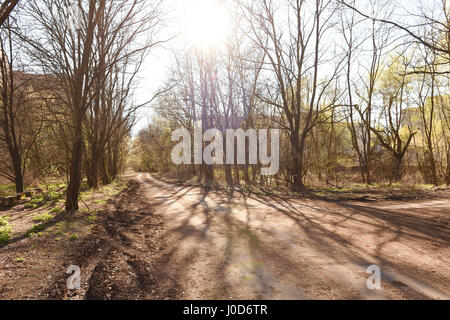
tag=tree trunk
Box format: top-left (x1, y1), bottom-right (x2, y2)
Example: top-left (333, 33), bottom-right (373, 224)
top-left (65, 120), bottom-right (83, 211)
top-left (100, 151), bottom-right (110, 185)
top-left (291, 133), bottom-right (306, 191)
top-left (446, 152), bottom-right (450, 185)
top-left (13, 162), bottom-right (23, 193)
top-left (225, 164), bottom-right (233, 186)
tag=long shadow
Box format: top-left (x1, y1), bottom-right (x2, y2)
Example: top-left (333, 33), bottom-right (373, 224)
top-left (144, 175), bottom-right (450, 299)
top-left (239, 192), bottom-right (450, 296)
top-left (339, 202), bottom-right (450, 244)
top-left (0, 211), bottom-right (72, 249)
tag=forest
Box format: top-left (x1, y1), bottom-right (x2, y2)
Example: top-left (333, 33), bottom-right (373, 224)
top-left (0, 0), bottom-right (449, 302)
top-left (0, 0), bottom-right (161, 210)
top-left (133, 0), bottom-right (450, 192)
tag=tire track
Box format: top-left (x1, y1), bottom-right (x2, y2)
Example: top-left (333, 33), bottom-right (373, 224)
top-left (45, 179), bottom-right (180, 300)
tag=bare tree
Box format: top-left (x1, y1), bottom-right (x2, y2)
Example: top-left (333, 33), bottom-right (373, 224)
top-left (0, 0), bottom-right (18, 27)
top-left (24, 0), bottom-right (107, 210)
top-left (241, 0), bottom-right (343, 190)
top-left (371, 55), bottom-right (417, 182)
top-left (340, 0), bottom-right (450, 66)
top-left (0, 19), bottom-right (43, 193)
top-left (83, 0), bottom-right (162, 189)
top-left (23, 0), bottom-right (162, 210)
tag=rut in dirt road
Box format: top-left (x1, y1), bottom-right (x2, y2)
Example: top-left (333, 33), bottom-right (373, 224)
top-left (46, 180), bottom-right (180, 300)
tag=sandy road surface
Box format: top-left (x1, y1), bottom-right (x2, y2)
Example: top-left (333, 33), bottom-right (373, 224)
top-left (137, 173), bottom-right (450, 300)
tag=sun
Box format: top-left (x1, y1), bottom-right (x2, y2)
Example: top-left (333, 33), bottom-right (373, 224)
top-left (184, 0), bottom-right (231, 50)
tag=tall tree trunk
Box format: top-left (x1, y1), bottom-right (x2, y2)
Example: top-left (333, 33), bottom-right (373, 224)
top-left (66, 119), bottom-right (84, 211)
top-left (65, 0), bottom-right (104, 211)
top-left (12, 154), bottom-right (23, 193)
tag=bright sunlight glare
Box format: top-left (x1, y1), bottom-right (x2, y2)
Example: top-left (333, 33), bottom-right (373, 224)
top-left (184, 0), bottom-right (231, 50)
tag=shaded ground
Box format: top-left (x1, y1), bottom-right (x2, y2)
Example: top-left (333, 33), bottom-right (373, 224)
top-left (153, 172), bottom-right (450, 202)
top-left (138, 173), bottom-right (449, 300)
top-left (1, 173), bottom-right (449, 300)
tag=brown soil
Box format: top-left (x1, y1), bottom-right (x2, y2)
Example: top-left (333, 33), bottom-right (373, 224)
top-left (1, 173), bottom-right (449, 300)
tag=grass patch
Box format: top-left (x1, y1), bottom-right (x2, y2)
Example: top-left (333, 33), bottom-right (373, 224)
top-left (0, 224), bottom-right (12, 244)
top-left (80, 189), bottom-right (94, 198)
top-left (33, 213), bottom-right (54, 223)
top-left (415, 184), bottom-right (436, 190)
top-left (0, 216), bottom-right (12, 244)
top-left (0, 216), bottom-right (9, 226)
top-left (102, 185), bottom-right (122, 196)
top-left (14, 257), bottom-right (25, 263)
top-left (69, 233), bottom-right (78, 241)
top-left (53, 220), bottom-right (72, 235)
top-left (28, 223), bottom-right (47, 235)
top-left (85, 211), bottom-right (98, 224)
top-left (49, 207), bottom-right (62, 214)
top-left (0, 184), bottom-right (16, 197)
top-left (46, 190), bottom-right (63, 202)
top-left (25, 188), bottom-right (64, 209)
top-left (25, 196), bottom-right (44, 209)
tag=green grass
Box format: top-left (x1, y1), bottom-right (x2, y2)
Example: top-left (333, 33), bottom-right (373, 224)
top-left (46, 191), bottom-right (63, 202)
top-left (0, 216), bottom-right (9, 226)
top-left (14, 257), bottom-right (25, 263)
top-left (53, 220), bottom-right (72, 235)
top-left (0, 184), bottom-right (16, 197)
top-left (25, 196), bottom-right (44, 209)
top-left (69, 233), bottom-right (78, 241)
top-left (33, 213), bottom-right (54, 223)
top-left (25, 189), bottom-right (64, 209)
top-left (28, 223), bottom-right (47, 235)
top-left (29, 196), bottom-right (44, 204)
top-left (0, 224), bottom-right (12, 245)
top-left (415, 184), bottom-right (436, 190)
top-left (85, 211), bottom-right (98, 224)
top-left (49, 207), bottom-right (62, 214)
top-left (80, 189), bottom-right (94, 198)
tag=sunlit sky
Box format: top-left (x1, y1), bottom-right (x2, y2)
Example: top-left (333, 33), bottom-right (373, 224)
top-left (133, 0), bottom-right (232, 135)
top-left (132, 0), bottom-right (438, 136)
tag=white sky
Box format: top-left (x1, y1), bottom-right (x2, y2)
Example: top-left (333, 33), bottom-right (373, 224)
top-left (133, 0), bottom-right (231, 135)
top-left (131, 0), bottom-right (443, 136)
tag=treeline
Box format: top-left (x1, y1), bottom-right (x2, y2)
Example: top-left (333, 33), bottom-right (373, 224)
top-left (0, 0), bottom-right (161, 210)
top-left (134, 0), bottom-right (450, 189)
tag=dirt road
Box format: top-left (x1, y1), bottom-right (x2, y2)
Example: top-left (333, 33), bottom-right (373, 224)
top-left (35, 173), bottom-right (449, 300)
top-left (127, 173), bottom-right (449, 300)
